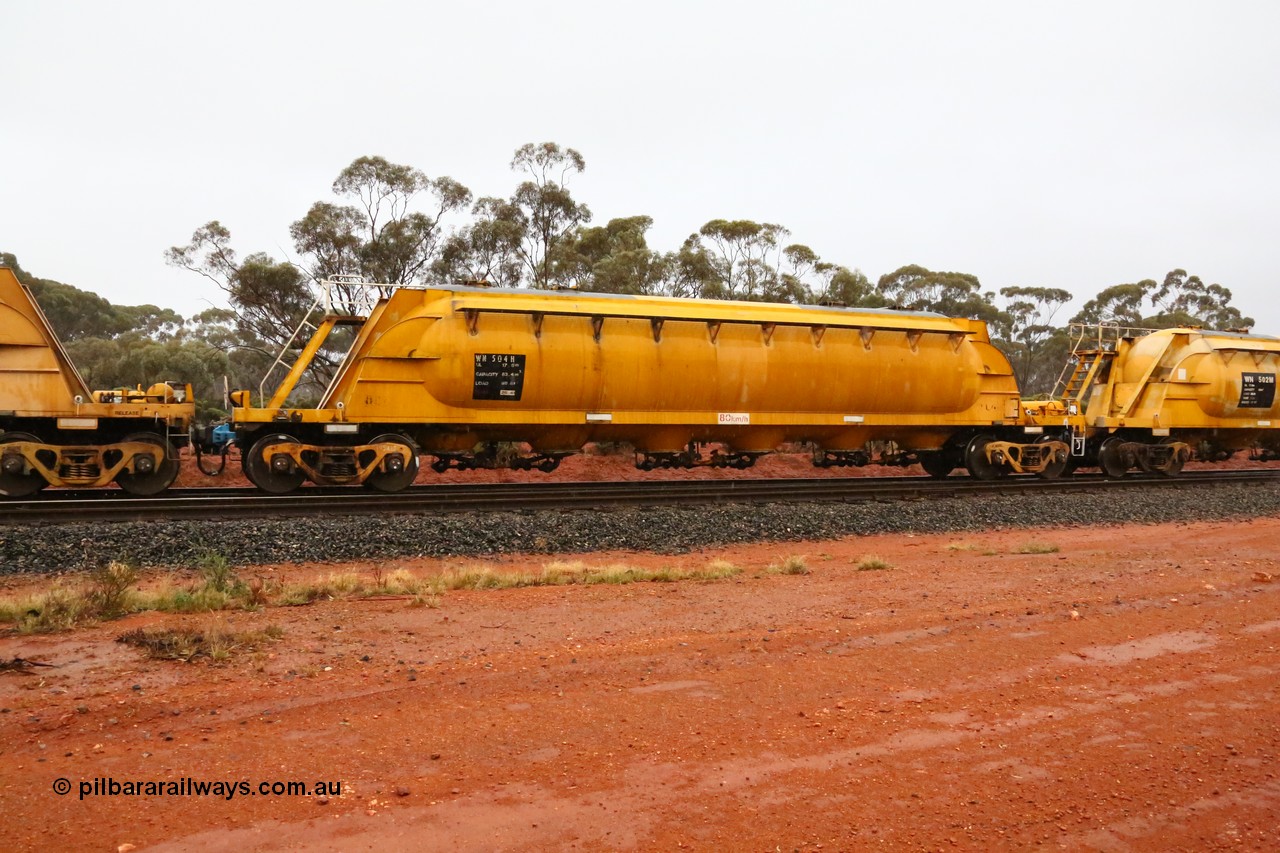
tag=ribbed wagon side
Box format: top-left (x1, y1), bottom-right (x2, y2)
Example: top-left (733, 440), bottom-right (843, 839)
top-left (231, 281), bottom-right (1064, 492)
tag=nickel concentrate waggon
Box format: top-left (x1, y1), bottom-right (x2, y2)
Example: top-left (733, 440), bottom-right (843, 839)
top-left (0, 267), bottom-right (194, 497)
top-left (213, 278), bottom-right (1279, 494)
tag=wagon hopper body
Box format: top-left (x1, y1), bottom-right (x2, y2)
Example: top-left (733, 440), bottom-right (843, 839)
top-left (1024, 324), bottom-right (1280, 473)
top-left (0, 267), bottom-right (194, 496)
top-left (1090, 325), bottom-right (1280, 473)
top-left (231, 283), bottom-right (1062, 492)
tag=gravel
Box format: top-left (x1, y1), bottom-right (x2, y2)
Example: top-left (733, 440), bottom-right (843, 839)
top-left (4, 481), bottom-right (1280, 573)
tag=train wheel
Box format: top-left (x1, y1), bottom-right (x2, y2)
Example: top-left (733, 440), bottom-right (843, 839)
top-left (1035, 434), bottom-right (1069, 480)
top-left (244, 434), bottom-right (306, 494)
top-left (917, 451), bottom-right (954, 479)
top-left (0, 432), bottom-right (49, 497)
top-left (1098, 436), bottom-right (1131, 479)
top-left (964, 434), bottom-right (1005, 480)
top-left (363, 434), bottom-right (419, 493)
top-left (115, 433), bottom-right (180, 496)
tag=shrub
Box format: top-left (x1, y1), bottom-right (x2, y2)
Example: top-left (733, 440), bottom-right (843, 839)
top-left (197, 550), bottom-right (240, 593)
top-left (86, 560), bottom-right (139, 618)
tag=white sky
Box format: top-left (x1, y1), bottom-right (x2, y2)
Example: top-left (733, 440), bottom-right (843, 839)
top-left (3, 1), bottom-right (1278, 330)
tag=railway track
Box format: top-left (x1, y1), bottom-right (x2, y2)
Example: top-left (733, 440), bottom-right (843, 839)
top-left (4, 469), bottom-right (1278, 526)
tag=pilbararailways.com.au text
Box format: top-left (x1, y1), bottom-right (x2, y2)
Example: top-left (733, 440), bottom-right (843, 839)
top-left (53, 776), bottom-right (342, 801)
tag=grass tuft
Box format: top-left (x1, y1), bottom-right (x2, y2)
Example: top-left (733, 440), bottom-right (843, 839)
top-left (855, 555), bottom-right (893, 571)
top-left (1016, 542), bottom-right (1060, 555)
top-left (380, 569), bottom-right (427, 595)
top-left (9, 585), bottom-right (90, 633)
top-left (149, 585), bottom-right (233, 613)
top-left (431, 560), bottom-right (742, 591)
top-left (705, 559), bottom-right (740, 576)
top-left (4, 559), bottom-right (143, 632)
top-left (765, 555), bottom-right (810, 575)
top-left (117, 624), bottom-right (284, 662)
top-left (3, 554), bottom-right (745, 634)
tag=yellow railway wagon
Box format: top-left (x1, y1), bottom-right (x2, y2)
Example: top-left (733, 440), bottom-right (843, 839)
top-left (232, 283), bottom-right (1061, 492)
top-left (0, 267), bottom-right (194, 496)
top-left (1064, 327), bottom-right (1280, 477)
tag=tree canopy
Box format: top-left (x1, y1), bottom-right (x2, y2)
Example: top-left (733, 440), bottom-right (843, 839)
top-left (1069, 270), bottom-right (1253, 331)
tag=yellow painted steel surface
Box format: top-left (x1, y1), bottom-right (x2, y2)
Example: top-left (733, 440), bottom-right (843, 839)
top-left (1, 266), bottom-right (195, 495)
top-left (240, 285), bottom-right (1022, 454)
top-left (1086, 329), bottom-right (1280, 434)
top-left (0, 267), bottom-right (194, 423)
top-left (0, 266), bottom-right (93, 415)
top-left (1, 266), bottom-right (195, 491)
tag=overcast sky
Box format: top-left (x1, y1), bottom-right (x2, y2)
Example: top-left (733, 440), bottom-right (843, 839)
top-left (3, 1), bottom-right (1278, 331)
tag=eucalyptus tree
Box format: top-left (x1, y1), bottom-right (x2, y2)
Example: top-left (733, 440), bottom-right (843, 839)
top-left (778, 245), bottom-right (880, 308)
top-left (2, 252), bottom-right (140, 341)
top-left (694, 219), bottom-right (791, 301)
top-left (1069, 282), bottom-right (1152, 326)
top-left (434, 196), bottom-right (525, 288)
top-left (876, 264), bottom-right (1006, 324)
top-left (509, 142), bottom-right (591, 288)
top-left (552, 215), bottom-right (666, 294)
top-left (290, 155), bottom-right (471, 289)
top-left (997, 286), bottom-right (1073, 395)
top-left (166, 222), bottom-right (337, 394)
top-left (168, 223), bottom-right (314, 351)
top-left (1070, 271), bottom-right (1253, 331)
top-left (1148, 269), bottom-right (1253, 330)
top-left (809, 266), bottom-right (880, 307)
top-left (657, 236), bottom-right (719, 299)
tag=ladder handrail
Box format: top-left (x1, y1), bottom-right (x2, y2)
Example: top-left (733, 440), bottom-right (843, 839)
top-left (1051, 322), bottom-right (1160, 399)
top-left (257, 290), bottom-right (325, 406)
top-left (1066, 322), bottom-right (1160, 352)
top-left (254, 277), bottom-right (412, 407)
top-left (1051, 325), bottom-right (1091, 399)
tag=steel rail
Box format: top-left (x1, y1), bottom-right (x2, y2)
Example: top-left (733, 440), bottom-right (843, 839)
top-left (3, 469), bottom-right (1278, 526)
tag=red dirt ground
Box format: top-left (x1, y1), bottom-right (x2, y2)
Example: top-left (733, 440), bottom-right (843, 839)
top-left (2, 517), bottom-right (1278, 851)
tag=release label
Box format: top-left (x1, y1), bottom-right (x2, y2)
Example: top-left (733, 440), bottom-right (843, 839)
top-left (473, 353), bottom-right (526, 401)
top-left (1239, 372), bottom-right (1276, 409)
